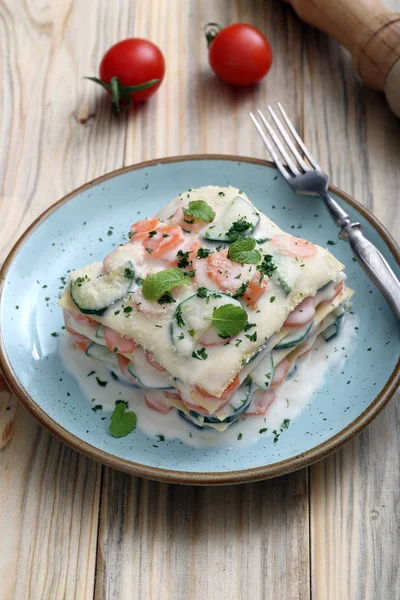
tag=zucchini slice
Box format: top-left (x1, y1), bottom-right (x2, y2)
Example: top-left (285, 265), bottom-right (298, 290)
top-left (85, 343), bottom-right (119, 368)
top-left (203, 196), bottom-right (260, 242)
top-left (322, 316), bottom-right (343, 341)
top-left (171, 292), bottom-right (243, 357)
top-left (250, 352), bottom-right (275, 390)
top-left (179, 378), bottom-right (252, 428)
top-left (127, 347), bottom-right (173, 389)
top-left (95, 324), bottom-right (105, 339)
top-left (275, 321), bottom-right (313, 350)
top-left (70, 261), bottom-right (134, 316)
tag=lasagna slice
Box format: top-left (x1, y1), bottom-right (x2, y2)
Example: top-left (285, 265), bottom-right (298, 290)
top-left (59, 186), bottom-right (352, 430)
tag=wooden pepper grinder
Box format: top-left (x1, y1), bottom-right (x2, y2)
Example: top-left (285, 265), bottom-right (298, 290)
top-left (282, 0), bottom-right (400, 117)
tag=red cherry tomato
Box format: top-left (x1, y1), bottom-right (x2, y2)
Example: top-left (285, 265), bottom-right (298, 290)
top-left (205, 23), bottom-right (272, 86)
top-left (87, 38), bottom-right (165, 114)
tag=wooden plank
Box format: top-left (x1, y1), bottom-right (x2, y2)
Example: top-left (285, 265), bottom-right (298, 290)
top-left (95, 2), bottom-right (310, 599)
top-left (300, 18), bottom-right (400, 600)
top-left (0, 405), bottom-right (102, 600)
top-left (95, 468), bottom-right (310, 600)
top-left (0, 0), bottom-right (133, 597)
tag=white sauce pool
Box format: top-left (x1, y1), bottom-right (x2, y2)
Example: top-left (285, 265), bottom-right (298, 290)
top-left (59, 313), bottom-right (358, 448)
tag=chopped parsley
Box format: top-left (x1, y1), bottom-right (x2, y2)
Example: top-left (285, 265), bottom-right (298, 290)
top-left (232, 280), bottom-right (249, 299)
top-left (258, 254), bottom-right (277, 280)
top-left (87, 371), bottom-right (96, 377)
top-left (192, 348), bottom-right (208, 360)
top-left (175, 305), bottom-right (185, 327)
top-left (124, 267), bottom-right (134, 279)
top-left (327, 240), bottom-right (337, 245)
top-left (270, 296), bottom-right (276, 303)
top-left (245, 332), bottom-right (257, 342)
top-left (197, 247), bottom-right (213, 259)
top-left (226, 218), bottom-right (251, 241)
top-left (188, 329), bottom-right (195, 337)
top-left (237, 433), bottom-right (243, 440)
top-left (177, 250), bottom-right (191, 268)
top-left (158, 291), bottom-right (176, 304)
top-left (123, 306), bottom-right (133, 315)
top-left (51, 332), bottom-right (59, 337)
top-left (244, 322), bottom-right (256, 331)
top-left (145, 247), bottom-right (153, 253)
top-left (95, 377), bottom-right (108, 388)
top-left (196, 287), bottom-right (208, 298)
top-left (148, 230), bottom-right (158, 237)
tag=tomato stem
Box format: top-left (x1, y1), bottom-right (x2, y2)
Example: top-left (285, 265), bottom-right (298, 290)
top-left (84, 76), bottom-right (160, 115)
top-left (204, 22), bottom-right (222, 48)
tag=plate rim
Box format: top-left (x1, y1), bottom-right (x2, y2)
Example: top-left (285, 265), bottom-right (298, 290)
top-left (0, 153), bottom-right (399, 485)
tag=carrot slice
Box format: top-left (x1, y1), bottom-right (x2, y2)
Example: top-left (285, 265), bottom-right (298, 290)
top-left (146, 350), bottom-right (167, 372)
top-left (271, 358), bottom-right (291, 387)
top-left (207, 250), bottom-right (268, 308)
top-left (104, 327), bottom-right (136, 354)
top-left (145, 391), bottom-right (173, 414)
top-left (129, 216), bottom-right (160, 240)
top-left (271, 234), bottom-right (317, 258)
top-left (244, 389), bottom-right (276, 415)
top-left (283, 297), bottom-right (315, 327)
top-left (197, 374), bottom-right (240, 402)
top-left (65, 326), bottom-right (92, 352)
top-left (143, 224), bottom-right (185, 258)
top-left (319, 281), bottom-right (345, 305)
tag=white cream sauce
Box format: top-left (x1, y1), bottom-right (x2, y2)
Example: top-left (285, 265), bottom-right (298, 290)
top-left (59, 313), bottom-right (358, 448)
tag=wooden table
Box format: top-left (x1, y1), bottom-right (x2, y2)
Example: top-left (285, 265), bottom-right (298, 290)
top-left (1, 1), bottom-right (399, 598)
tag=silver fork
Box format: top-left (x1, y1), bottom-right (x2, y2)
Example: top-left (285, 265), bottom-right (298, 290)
top-left (250, 104), bottom-right (400, 323)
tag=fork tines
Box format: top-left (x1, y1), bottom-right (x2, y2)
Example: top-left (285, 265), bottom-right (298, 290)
top-left (250, 103), bottom-right (320, 179)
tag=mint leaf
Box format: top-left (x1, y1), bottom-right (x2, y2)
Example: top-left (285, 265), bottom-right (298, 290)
top-left (109, 401), bottom-right (137, 438)
top-left (227, 237), bottom-right (262, 264)
top-left (183, 200), bottom-right (215, 223)
top-left (210, 304), bottom-right (248, 338)
top-left (142, 268), bottom-right (189, 300)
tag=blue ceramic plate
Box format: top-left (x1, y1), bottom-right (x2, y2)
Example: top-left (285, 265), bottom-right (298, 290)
top-left (0, 156), bottom-right (399, 485)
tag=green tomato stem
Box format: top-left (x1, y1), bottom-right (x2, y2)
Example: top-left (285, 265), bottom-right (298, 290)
top-left (204, 22), bottom-right (222, 48)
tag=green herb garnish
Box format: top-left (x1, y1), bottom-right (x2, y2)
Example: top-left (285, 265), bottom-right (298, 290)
top-left (196, 287), bottom-right (209, 298)
top-left (197, 247), bottom-right (213, 259)
top-left (124, 267), bottom-right (134, 279)
top-left (208, 304), bottom-right (248, 338)
top-left (158, 291), bottom-right (176, 304)
top-left (226, 218), bottom-right (251, 241)
top-left (259, 254), bottom-right (277, 280)
top-left (183, 200), bottom-right (216, 222)
top-left (227, 237), bottom-right (262, 264)
top-left (110, 401), bottom-right (137, 438)
top-left (192, 348), bottom-right (208, 360)
top-left (142, 268), bottom-right (189, 301)
top-left (245, 332), bottom-right (257, 342)
top-left (95, 376), bottom-right (108, 387)
top-left (175, 305), bottom-right (185, 327)
top-left (232, 281), bottom-right (249, 299)
top-left (177, 250), bottom-right (191, 268)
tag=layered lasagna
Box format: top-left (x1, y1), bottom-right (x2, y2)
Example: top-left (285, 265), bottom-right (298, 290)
top-left (59, 186), bottom-right (352, 431)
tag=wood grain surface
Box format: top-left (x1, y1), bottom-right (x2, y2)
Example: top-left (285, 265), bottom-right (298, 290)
top-left (0, 1), bottom-right (399, 599)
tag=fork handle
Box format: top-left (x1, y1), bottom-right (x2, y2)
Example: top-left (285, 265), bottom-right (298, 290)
top-left (339, 222), bottom-right (400, 322)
